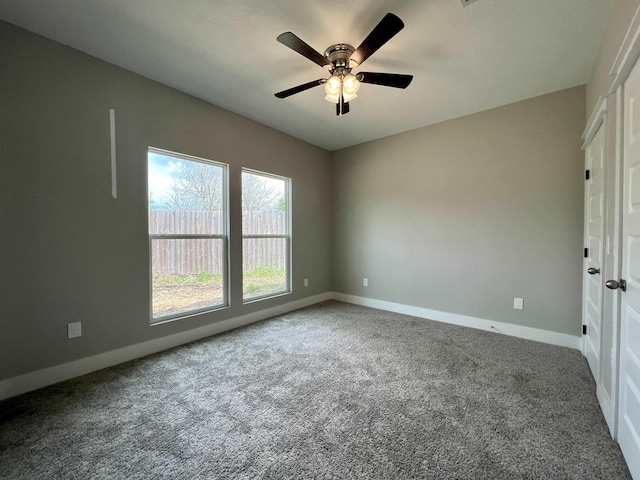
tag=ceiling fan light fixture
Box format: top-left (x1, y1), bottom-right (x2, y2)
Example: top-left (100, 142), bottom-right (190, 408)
top-left (324, 73), bottom-right (360, 103)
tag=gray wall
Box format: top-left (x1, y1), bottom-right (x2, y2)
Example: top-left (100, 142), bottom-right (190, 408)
top-left (331, 86), bottom-right (586, 336)
top-left (0, 22), bottom-right (332, 381)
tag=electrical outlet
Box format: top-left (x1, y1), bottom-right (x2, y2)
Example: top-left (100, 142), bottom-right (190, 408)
top-left (304, 278), bottom-right (308, 287)
top-left (513, 297), bottom-right (524, 310)
top-left (68, 322), bottom-right (82, 339)
top-left (363, 278), bottom-right (369, 287)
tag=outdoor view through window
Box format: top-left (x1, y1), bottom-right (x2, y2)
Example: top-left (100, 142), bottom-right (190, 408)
top-left (242, 170), bottom-right (290, 301)
top-left (148, 149), bottom-right (228, 321)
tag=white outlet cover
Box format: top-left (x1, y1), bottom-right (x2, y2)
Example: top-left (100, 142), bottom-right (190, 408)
top-left (68, 322), bottom-right (82, 339)
top-left (513, 298), bottom-right (524, 310)
top-left (304, 278), bottom-right (308, 287)
top-left (363, 278), bottom-right (369, 287)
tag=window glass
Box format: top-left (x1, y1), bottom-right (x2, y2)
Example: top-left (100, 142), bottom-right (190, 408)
top-left (148, 149), bottom-right (228, 321)
top-left (242, 170), bottom-right (290, 301)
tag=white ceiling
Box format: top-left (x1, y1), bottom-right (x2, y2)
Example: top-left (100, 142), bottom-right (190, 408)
top-left (0, 0), bottom-right (613, 151)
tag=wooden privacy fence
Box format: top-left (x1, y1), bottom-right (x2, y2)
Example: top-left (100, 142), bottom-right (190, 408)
top-left (149, 210), bottom-right (286, 275)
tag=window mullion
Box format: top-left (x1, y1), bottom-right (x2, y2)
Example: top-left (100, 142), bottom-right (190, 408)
top-left (150, 234), bottom-right (226, 240)
top-left (242, 234), bottom-right (289, 239)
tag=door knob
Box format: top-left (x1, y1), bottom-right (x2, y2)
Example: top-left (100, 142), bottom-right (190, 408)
top-left (605, 279), bottom-right (627, 292)
top-left (587, 267), bottom-right (600, 275)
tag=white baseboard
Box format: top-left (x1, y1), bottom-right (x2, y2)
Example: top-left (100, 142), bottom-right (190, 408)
top-left (1, 292), bottom-right (582, 401)
top-left (330, 292), bottom-right (581, 350)
top-left (0, 293), bottom-right (331, 401)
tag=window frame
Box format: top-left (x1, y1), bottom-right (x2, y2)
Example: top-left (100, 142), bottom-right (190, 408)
top-left (241, 168), bottom-right (292, 303)
top-left (148, 147), bottom-right (229, 325)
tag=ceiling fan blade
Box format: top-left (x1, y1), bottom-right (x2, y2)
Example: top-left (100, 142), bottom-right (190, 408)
top-left (350, 13), bottom-right (405, 67)
top-left (275, 79), bottom-right (326, 99)
top-left (358, 72), bottom-right (413, 89)
top-left (277, 32), bottom-right (331, 68)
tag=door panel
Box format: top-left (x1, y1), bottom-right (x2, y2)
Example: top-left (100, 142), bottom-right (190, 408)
top-left (584, 124), bottom-right (605, 380)
top-left (619, 54), bottom-right (640, 480)
top-left (619, 303), bottom-right (640, 479)
top-left (630, 236), bottom-right (640, 281)
top-left (630, 166), bottom-right (640, 206)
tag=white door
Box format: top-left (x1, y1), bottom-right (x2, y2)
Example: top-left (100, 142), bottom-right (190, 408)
top-left (584, 124), bottom-right (606, 380)
top-left (618, 55), bottom-right (640, 480)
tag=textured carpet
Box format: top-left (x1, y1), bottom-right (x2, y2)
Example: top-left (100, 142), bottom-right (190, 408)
top-left (0, 301), bottom-right (631, 479)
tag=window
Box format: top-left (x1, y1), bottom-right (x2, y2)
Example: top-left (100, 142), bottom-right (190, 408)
top-left (242, 169), bottom-right (290, 302)
top-left (148, 148), bottom-right (228, 322)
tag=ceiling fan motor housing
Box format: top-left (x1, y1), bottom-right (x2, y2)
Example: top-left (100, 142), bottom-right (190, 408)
top-left (324, 43), bottom-right (356, 70)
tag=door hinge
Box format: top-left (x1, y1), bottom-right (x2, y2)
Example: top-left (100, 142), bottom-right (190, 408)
top-left (584, 248), bottom-right (589, 258)
top-left (585, 170), bottom-right (591, 180)
top-left (582, 325), bottom-right (587, 335)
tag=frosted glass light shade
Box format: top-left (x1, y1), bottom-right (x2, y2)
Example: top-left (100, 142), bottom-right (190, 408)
top-left (325, 75), bottom-right (341, 103)
top-left (343, 74), bottom-right (360, 96)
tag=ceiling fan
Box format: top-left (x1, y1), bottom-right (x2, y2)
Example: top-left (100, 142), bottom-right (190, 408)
top-left (274, 13), bottom-right (413, 117)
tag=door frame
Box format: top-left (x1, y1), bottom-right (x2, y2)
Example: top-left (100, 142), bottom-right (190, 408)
top-left (602, 87), bottom-right (623, 439)
top-left (581, 106), bottom-right (607, 383)
top-left (582, 95), bottom-right (621, 438)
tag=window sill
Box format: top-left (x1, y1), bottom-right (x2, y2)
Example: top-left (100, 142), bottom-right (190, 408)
top-left (150, 304), bottom-right (230, 326)
top-left (242, 290), bottom-right (292, 305)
